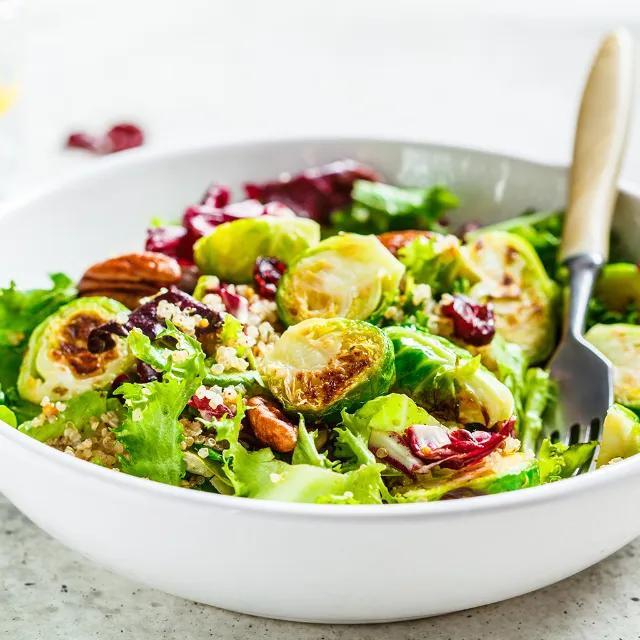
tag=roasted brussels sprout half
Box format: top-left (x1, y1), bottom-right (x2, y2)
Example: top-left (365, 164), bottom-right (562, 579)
top-left (260, 317), bottom-right (394, 422)
top-left (589, 263), bottom-right (640, 326)
top-left (392, 452), bottom-right (539, 502)
top-left (193, 215), bottom-right (321, 283)
top-left (276, 233), bottom-right (404, 325)
top-left (585, 323), bottom-right (640, 409)
top-left (385, 324), bottom-right (515, 426)
top-left (460, 230), bottom-right (559, 364)
top-left (17, 297), bottom-right (135, 404)
top-left (597, 403), bottom-right (640, 468)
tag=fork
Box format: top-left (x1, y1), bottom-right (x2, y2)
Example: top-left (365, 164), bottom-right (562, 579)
top-left (546, 29), bottom-right (634, 462)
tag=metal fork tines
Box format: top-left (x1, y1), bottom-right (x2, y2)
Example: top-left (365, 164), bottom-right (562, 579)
top-left (547, 255), bottom-right (613, 472)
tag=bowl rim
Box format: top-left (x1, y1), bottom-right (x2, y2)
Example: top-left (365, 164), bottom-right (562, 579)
top-left (2, 135), bottom-right (640, 521)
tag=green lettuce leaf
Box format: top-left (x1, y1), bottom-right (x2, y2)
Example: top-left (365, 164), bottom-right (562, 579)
top-left (520, 368), bottom-right (552, 453)
top-left (18, 390), bottom-right (108, 442)
top-left (489, 336), bottom-right (551, 452)
top-left (537, 438), bottom-right (598, 483)
top-left (292, 416), bottom-right (334, 469)
top-left (333, 393), bottom-right (436, 469)
top-left (330, 181), bottom-right (459, 235)
top-left (215, 399), bottom-right (387, 503)
top-left (114, 323), bottom-right (206, 485)
top-left (586, 296), bottom-right (638, 329)
top-left (0, 405), bottom-right (17, 428)
top-left (398, 235), bottom-right (463, 296)
top-left (0, 274), bottom-right (77, 391)
top-left (202, 369), bottom-right (264, 394)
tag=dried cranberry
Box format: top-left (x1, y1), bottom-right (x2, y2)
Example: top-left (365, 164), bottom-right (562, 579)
top-left (65, 123), bottom-right (144, 155)
top-left (254, 257), bottom-right (287, 298)
top-left (87, 286), bottom-right (223, 353)
top-left (104, 123), bottom-right (144, 153)
top-left (145, 226), bottom-right (190, 263)
top-left (441, 294), bottom-right (495, 347)
top-left (244, 159), bottom-right (381, 224)
top-left (111, 373), bottom-right (131, 392)
top-left (137, 360), bottom-right (162, 383)
top-left (200, 184), bottom-right (231, 208)
top-left (66, 132), bottom-right (101, 152)
top-left (188, 394), bottom-right (233, 421)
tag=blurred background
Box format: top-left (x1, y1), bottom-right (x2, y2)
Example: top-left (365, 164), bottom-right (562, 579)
top-left (4, 0), bottom-right (640, 194)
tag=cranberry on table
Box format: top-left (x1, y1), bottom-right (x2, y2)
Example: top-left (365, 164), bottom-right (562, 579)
top-left (66, 122), bottom-right (144, 155)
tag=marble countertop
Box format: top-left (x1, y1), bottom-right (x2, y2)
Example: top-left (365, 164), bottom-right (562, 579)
top-left (3, 496), bottom-right (640, 638)
top-left (4, 1), bottom-right (640, 637)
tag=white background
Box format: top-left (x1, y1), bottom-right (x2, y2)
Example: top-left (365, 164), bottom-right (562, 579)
top-left (10, 0), bottom-right (640, 194)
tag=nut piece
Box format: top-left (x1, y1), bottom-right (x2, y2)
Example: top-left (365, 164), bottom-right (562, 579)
top-left (78, 252), bottom-right (182, 309)
top-left (246, 396), bottom-right (297, 453)
top-left (377, 230), bottom-right (434, 256)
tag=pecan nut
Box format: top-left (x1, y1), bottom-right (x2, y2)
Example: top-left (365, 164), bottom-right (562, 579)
top-left (246, 396), bottom-right (297, 453)
top-left (377, 230), bottom-right (435, 256)
top-left (78, 252), bottom-right (182, 309)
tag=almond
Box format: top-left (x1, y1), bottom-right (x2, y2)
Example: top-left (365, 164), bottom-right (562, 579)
top-left (78, 252), bottom-right (182, 309)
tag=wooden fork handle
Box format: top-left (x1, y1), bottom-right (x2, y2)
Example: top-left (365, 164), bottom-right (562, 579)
top-left (561, 28), bottom-right (635, 263)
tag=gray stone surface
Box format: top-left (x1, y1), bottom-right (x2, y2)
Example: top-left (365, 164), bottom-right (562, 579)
top-left (2, 495), bottom-right (640, 639)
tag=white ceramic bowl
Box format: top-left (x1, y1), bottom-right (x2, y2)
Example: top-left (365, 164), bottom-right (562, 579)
top-left (2, 139), bottom-right (640, 624)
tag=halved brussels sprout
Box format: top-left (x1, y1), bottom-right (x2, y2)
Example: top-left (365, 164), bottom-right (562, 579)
top-left (193, 215), bottom-right (320, 283)
top-left (276, 233), bottom-right (404, 325)
top-left (460, 231), bottom-right (559, 364)
top-left (597, 403), bottom-right (640, 468)
top-left (392, 452), bottom-right (539, 502)
top-left (17, 297), bottom-right (135, 404)
top-left (585, 323), bottom-right (640, 409)
top-left (260, 317), bottom-right (394, 422)
top-left (385, 324), bottom-right (514, 426)
top-left (591, 263), bottom-right (640, 323)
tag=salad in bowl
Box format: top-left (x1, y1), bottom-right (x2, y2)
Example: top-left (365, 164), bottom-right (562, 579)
top-left (2, 159), bottom-right (638, 505)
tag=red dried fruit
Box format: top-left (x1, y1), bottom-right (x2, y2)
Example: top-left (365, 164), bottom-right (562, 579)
top-left (188, 394), bottom-right (234, 421)
top-left (200, 184), bottom-right (231, 208)
top-left (244, 159), bottom-right (381, 224)
top-left (441, 294), bottom-right (495, 347)
top-left (65, 123), bottom-right (144, 155)
top-left (145, 225), bottom-right (192, 265)
top-left (254, 257), bottom-right (287, 298)
top-left (105, 123), bottom-right (144, 153)
top-left (87, 286), bottom-right (223, 354)
top-left (66, 132), bottom-right (101, 152)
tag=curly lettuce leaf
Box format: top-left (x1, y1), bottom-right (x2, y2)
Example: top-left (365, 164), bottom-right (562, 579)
top-left (537, 438), bottom-right (598, 483)
top-left (398, 235), bottom-right (464, 297)
top-left (333, 393), bottom-right (435, 469)
top-left (292, 416), bottom-right (334, 469)
top-left (214, 400), bottom-right (386, 503)
top-left (489, 336), bottom-right (551, 452)
top-left (114, 323), bottom-right (206, 485)
top-left (0, 274), bottom-right (77, 391)
top-left (0, 386), bottom-right (40, 424)
top-left (586, 296), bottom-right (638, 329)
top-left (331, 182), bottom-right (459, 235)
top-left (18, 390), bottom-right (108, 442)
top-left (202, 369), bottom-right (264, 394)
top-left (520, 368), bottom-right (552, 453)
top-left (0, 405), bottom-right (17, 428)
